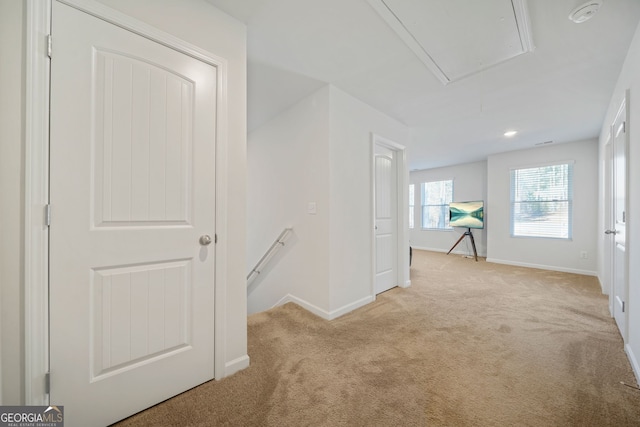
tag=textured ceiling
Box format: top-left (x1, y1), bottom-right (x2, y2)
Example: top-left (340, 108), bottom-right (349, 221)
top-left (207, 0), bottom-right (640, 169)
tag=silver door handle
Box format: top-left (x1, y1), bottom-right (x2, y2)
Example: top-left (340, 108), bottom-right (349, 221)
top-left (199, 235), bottom-right (213, 245)
top-left (604, 229), bottom-right (617, 235)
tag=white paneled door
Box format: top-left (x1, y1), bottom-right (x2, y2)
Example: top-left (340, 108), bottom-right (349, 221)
top-left (610, 98), bottom-right (628, 339)
top-left (374, 148), bottom-right (398, 294)
top-left (49, 2), bottom-right (217, 426)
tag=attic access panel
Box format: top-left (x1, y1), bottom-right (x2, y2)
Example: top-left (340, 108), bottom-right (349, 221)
top-left (369, 0), bottom-right (534, 84)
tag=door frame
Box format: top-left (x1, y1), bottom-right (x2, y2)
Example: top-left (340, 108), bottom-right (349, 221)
top-left (25, 0), bottom-right (231, 404)
top-left (604, 131), bottom-right (614, 315)
top-left (370, 133), bottom-right (410, 298)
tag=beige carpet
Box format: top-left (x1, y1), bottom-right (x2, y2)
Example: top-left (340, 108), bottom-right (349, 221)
top-left (115, 250), bottom-right (640, 426)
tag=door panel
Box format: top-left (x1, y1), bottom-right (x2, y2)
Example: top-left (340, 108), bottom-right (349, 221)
top-left (375, 152), bottom-right (398, 294)
top-left (93, 50), bottom-right (194, 226)
top-left (91, 260), bottom-right (191, 379)
top-left (49, 2), bottom-right (217, 426)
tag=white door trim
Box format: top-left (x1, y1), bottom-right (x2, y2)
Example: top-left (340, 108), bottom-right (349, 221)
top-left (604, 132), bottom-right (614, 315)
top-left (25, 0), bottom-right (231, 404)
top-left (24, 0), bottom-right (52, 405)
top-left (370, 133), bottom-right (410, 299)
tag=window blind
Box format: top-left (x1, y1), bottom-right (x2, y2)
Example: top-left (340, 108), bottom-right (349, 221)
top-left (510, 163), bottom-right (573, 239)
top-left (409, 184), bottom-right (415, 229)
top-left (421, 179), bottom-right (453, 230)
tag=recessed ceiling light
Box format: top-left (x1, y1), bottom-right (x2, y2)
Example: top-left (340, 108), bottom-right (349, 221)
top-left (504, 130), bottom-right (518, 137)
top-left (569, 1), bottom-right (603, 24)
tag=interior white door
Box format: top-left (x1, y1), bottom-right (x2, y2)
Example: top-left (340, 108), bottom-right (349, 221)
top-left (611, 100), bottom-right (628, 339)
top-left (374, 149), bottom-right (398, 294)
top-left (49, 2), bottom-right (217, 426)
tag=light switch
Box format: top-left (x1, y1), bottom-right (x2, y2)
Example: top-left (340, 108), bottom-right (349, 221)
top-left (307, 202), bottom-right (317, 215)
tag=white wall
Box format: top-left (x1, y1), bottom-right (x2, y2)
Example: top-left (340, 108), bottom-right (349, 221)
top-left (598, 20), bottom-right (640, 381)
top-left (0, 0), bottom-right (247, 403)
top-left (410, 161), bottom-right (488, 257)
top-left (0, 0), bottom-right (25, 405)
top-left (329, 86), bottom-right (410, 312)
top-left (247, 85), bottom-right (410, 317)
top-left (486, 139), bottom-right (599, 275)
top-left (247, 86), bottom-right (332, 314)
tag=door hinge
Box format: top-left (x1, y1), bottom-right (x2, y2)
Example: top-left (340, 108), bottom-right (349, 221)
top-left (622, 301), bottom-right (625, 313)
top-left (45, 372), bottom-right (50, 394)
top-left (45, 204), bottom-right (51, 227)
top-left (47, 34), bottom-right (52, 59)
top-left (215, 234), bottom-right (218, 244)
top-left (622, 211), bottom-right (626, 223)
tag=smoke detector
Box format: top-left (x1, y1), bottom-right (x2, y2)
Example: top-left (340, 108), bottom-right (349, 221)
top-left (569, 1), bottom-right (603, 23)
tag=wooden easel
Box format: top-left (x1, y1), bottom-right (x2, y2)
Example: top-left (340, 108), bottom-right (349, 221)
top-left (446, 228), bottom-right (478, 261)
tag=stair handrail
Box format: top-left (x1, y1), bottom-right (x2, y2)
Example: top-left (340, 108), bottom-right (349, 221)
top-left (247, 227), bottom-right (293, 286)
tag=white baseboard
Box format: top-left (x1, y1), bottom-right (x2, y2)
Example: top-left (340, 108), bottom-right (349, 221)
top-left (597, 274), bottom-right (610, 295)
top-left (486, 258), bottom-right (597, 277)
top-left (413, 248), bottom-right (597, 276)
top-left (625, 344), bottom-right (640, 385)
top-left (410, 245), bottom-right (448, 253)
top-left (273, 294), bottom-right (330, 318)
top-left (224, 354), bottom-right (250, 377)
top-left (273, 294), bottom-right (374, 320)
top-left (402, 280), bottom-right (411, 288)
top-left (411, 246), bottom-right (487, 257)
top-left (330, 295), bottom-right (375, 319)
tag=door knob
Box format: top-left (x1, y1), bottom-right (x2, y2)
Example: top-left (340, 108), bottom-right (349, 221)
top-left (604, 229), bottom-right (617, 235)
top-left (199, 235), bottom-right (213, 245)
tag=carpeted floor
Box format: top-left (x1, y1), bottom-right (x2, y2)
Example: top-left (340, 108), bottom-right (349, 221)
top-left (114, 250), bottom-right (640, 426)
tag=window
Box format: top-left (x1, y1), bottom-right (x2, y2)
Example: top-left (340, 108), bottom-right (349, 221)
top-left (421, 179), bottom-right (453, 229)
top-left (510, 162), bottom-right (573, 239)
top-left (409, 184), bottom-right (415, 228)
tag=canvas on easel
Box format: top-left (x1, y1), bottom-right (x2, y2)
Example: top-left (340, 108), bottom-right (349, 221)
top-left (446, 201), bottom-right (484, 261)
